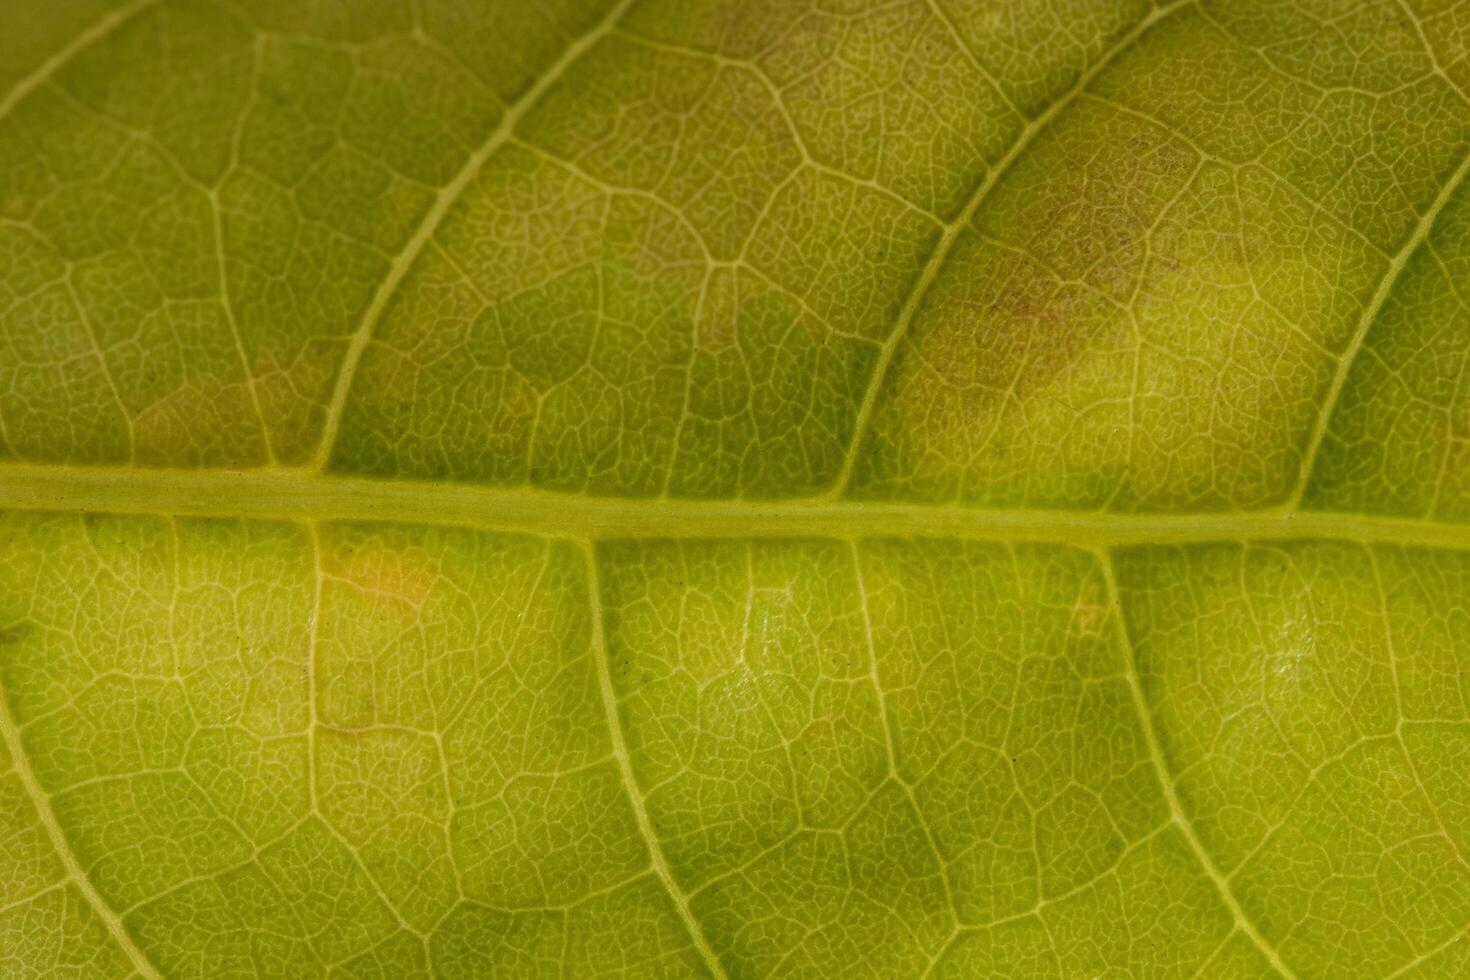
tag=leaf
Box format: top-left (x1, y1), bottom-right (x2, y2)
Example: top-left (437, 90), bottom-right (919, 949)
top-left (1, 0), bottom-right (1469, 977)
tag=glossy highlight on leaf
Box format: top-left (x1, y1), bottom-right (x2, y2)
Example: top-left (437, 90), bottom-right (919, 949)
top-left (2, 0), bottom-right (1469, 977)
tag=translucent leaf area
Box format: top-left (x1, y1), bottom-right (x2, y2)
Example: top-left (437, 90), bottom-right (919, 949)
top-left (3, 1), bottom-right (1470, 977)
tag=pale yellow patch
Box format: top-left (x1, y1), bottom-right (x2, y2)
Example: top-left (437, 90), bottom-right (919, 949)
top-left (329, 538), bottom-right (440, 614)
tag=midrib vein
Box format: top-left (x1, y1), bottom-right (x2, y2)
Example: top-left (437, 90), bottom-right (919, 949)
top-left (582, 543), bottom-right (731, 980)
top-left (0, 689), bottom-right (163, 979)
top-left (4, 464), bottom-right (1470, 549)
top-left (309, 0), bottom-right (638, 472)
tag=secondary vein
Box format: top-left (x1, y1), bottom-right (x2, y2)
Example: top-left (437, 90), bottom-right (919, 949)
top-left (582, 542), bottom-right (731, 980)
top-left (828, 0), bottom-right (1198, 497)
top-left (308, 0), bottom-right (640, 473)
top-left (1099, 550), bottom-right (1299, 979)
top-left (0, 684), bottom-right (164, 979)
top-left (1288, 140), bottom-right (1470, 508)
top-left (0, 0), bottom-right (160, 125)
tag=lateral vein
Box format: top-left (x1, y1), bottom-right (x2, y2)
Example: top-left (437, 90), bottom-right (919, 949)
top-left (1099, 550), bottom-right (1298, 979)
top-left (581, 543), bottom-right (731, 980)
top-left (0, 0), bottom-right (160, 124)
top-left (308, 0), bottom-right (639, 472)
top-left (1289, 140), bottom-right (1470, 508)
top-left (0, 686), bottom-right (164, 978)
top-left (829, 0), bottom-right (1198, 496)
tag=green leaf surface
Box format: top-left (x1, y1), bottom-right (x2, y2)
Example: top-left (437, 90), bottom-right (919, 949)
top-left (2, 0), bottom-right (1469, 977)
